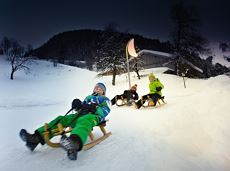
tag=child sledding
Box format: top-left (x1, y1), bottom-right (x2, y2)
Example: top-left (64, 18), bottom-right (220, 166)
top-left (19, 73), bottom-right (165, 161)
top-left (135, 73), bottom-right (166, 109)
top-left (111, 84), bottom-right (139, 106)
top-left (110, 73), bottom-right (166, 109)
top-left (19, 83), bottom-right (111, 161)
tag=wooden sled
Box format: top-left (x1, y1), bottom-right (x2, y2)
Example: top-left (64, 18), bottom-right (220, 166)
top-left (43, 120), bottom-right (112, 151)
top-left (142, 96), bottom-right (167, 108)
top-left (116, 97), bottom-right (135, 107)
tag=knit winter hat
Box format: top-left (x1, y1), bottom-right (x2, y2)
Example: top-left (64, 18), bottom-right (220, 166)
top-left (130, 84), bottom-right (137, 91)
top-left (94, 83), bottom-right (106, 95)
top-left (148, 73), bottom-right (156, 81)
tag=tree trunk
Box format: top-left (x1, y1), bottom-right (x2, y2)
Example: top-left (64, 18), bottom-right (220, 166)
top-left (182, 76), bottom-right (186, 88)
top-left (112, 74), bottom-right (116, 85)
top-left (10, 69), bottom-right (15, 80)
top-left (135, 70), bottom-right (141, 80)
top-left (112, 71), bottom-right (116, 86)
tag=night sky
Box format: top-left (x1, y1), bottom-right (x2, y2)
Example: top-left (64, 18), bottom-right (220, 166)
top-left (0, 0), bottom-right (229, 48)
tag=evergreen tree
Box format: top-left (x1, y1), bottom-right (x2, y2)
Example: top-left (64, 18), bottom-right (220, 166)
top-left (95, 27), bottom-right (127, 85)
top-left (170, 1), bottom-right (209, 78)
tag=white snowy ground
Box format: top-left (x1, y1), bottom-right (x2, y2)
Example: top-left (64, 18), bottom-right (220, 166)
top-left (0, 56), bottom-right (230, 171)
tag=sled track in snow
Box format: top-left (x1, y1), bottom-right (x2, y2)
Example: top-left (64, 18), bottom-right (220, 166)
top-left (0, 102), bottom-right (61, 109)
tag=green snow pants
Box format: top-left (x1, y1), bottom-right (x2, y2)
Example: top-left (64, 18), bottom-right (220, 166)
top-left (36, 114), bottom-right (100, 145)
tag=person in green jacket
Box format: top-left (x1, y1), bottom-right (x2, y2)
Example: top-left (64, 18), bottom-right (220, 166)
top-left (19, 83), bottom-right (111, 160)
top-left (135, 73), bottom-right (164, 109)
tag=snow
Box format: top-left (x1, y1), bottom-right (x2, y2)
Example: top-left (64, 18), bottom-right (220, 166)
top-left (180, 57), bottom-right (204, 73)
top-left (138, 49), bottom-right (173, 58)
top-left (0, 55), bottom-right (230, 171)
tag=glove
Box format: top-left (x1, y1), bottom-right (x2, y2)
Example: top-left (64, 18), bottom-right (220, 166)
top-left (156, 87), bottom-right (162, 91)
top-left (81, 103), bottom-right (97, 113)
top-left (71, 98), bottom-right (82, 110)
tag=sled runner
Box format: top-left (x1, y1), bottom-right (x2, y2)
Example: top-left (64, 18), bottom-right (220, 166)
top-left (116, 97), bottom-right (135, 107)
top-left (143, 96), bottom-right (166, 108)
top-left (43, 120), bottom-right (112, 150)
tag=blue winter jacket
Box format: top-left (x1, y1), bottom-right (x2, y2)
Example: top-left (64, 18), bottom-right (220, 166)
top-left (83, 94), bottom-right (111, 122)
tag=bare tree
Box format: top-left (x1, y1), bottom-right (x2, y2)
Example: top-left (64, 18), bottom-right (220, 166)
top-left (8, 40), bottom-right (33, 80)
top-left (129, 46), bottom-right (144, 80)
top-left (130, 57), bottom-right (144, 79)
top-left (181, 68), bottom-right (189, 88)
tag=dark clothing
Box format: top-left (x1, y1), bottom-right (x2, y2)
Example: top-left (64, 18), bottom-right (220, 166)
top-left (135, 93), bottom-right (162, 109)
top-left (111, 90), bottom-right (139, 105)
top-left (122, 90), bottom-right (139, 100)
top-left (141, 93), bottom-right (162, 105)
top-left (135, 78), bottom-right (164, 109)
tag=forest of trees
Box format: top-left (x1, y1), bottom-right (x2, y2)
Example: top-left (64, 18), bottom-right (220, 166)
top-left (1, 2), bottom-right (229, 83)
top-left (167, 1), bottom-right (229, 82)
top-left (30, 27), bottom-right (172, 85)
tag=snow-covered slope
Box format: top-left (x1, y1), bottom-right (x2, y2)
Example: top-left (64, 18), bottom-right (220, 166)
top-left (0, 56), bottom-right (230, 171)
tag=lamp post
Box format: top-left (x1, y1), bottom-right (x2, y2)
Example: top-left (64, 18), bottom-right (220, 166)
top-left (125, 38), bottom-right (138, 89)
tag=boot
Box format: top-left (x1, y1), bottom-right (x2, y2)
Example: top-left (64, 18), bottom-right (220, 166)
top-left (60, 134), bottom-right (82, 160)
top-left (19, 129), bottom-right (44, 151)
top-left (111, 97), bottom-right (116, 105)
top-left (135, 99), bottom-right (143, 109)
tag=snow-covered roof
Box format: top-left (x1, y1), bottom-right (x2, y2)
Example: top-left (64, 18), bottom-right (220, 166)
top-left (180, 57), bottom-right (203, 73)
top-left (138, 49), bottom-right (173, 58)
